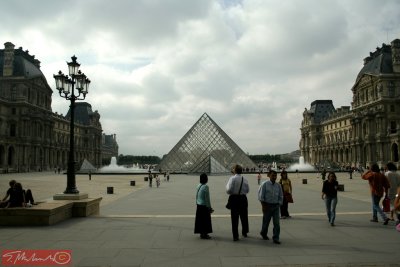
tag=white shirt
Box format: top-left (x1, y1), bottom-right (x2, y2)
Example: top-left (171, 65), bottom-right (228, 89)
top-left (385, 170), bottom-right (400, 198)
top-left (226, 174), bottom-right (249, 195)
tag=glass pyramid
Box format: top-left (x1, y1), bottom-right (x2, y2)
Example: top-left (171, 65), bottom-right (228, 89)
top-left (158, 113), bottom-right (257, 174)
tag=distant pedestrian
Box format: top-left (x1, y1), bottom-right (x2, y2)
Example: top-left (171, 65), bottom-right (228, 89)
top-left (385, 162), bottom-right (400, 221)
top-left (322, 172), bottom-right (338, 226)
top-left (194, 173), bottom-right (213, 239)
top-left (394, 187), bottom-right (400, 225)
top-left (258, 170), bottom-right (283, 244)
top-left (149, 174), bottom-right (153, 187)
top-left (358, 166), bottom-right (364, 175)
top-left (89, 171), bottom-right (92, 181)
top-left (279, 171), bottom-right (293, 219)
top-left (257, 172), bottom-right (261, 185)
top-left (156, 175), bottom-right (160, 188)
top-left (362, 163), bottom-right (390, 225)
top-left (167, 171), bottom-right (170, 182)
top-left (321, 169), bottom-right (327, 180)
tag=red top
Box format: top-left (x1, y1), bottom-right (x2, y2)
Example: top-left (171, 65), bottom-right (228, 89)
top-left (362, 171), bottom-right (390, 197)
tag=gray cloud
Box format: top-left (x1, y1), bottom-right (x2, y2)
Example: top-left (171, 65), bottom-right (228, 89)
top-left (2, 0), bottom-right (399, 156)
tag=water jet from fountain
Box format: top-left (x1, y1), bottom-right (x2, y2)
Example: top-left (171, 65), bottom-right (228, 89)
top-left (287, 156), bottom-right (315, 172)
top-left (99, 157), bottom-right (149, 173)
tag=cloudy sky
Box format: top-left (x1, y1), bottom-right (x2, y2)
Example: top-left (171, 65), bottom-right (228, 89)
top-left (2, 0), bottom-right (399, 157)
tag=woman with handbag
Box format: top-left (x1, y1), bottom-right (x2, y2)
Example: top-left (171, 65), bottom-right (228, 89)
top-left (322, 172), bottom-right (339, 226)
top-left (194, 173), bottom-right (214, 239)
top-left (279, 170), bottom-right (293, 219)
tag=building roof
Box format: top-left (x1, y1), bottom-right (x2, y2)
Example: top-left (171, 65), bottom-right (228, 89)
top-left (308, 100), bottom-right (335, 123)
top-left (0, 45), bottom-right (45, 79)
top-left (356, 43), bottom-right (393, 80)
top-left (66, 102), bottom-right (96, 125)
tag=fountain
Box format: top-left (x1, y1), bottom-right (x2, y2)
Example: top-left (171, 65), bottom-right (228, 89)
top-left (99, 157), bottom-right (149, 173)
top-left (271, 162), bottom-right (278, 171)
top-left (287, 156), bottom-right (315, 172)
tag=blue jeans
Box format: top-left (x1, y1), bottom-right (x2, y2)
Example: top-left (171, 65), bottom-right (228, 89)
top-left (261, 203), bottom-right (280, 241)
top-left (324, 197), bottom-right (337, 224)
top-left (371, 194), bottom-right (387, 221)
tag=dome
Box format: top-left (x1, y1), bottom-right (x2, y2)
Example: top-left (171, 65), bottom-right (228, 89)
top-left (356, 43), bottom-right (393, 80)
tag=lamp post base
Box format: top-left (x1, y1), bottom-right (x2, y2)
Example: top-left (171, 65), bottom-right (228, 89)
top-left (53, 193), bottom-right (89, 200)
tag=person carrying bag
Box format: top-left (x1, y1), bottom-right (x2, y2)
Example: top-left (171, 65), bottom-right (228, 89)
top-left (225, 164), bottom-right (249, 241)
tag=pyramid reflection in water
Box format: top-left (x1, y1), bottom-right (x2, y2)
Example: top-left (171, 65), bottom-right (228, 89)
top-left (158, 113), bottom-right (256, 174)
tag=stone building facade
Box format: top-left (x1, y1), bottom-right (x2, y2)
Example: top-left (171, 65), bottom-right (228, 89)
top-left (0, 42), bottom-right (118, 173)
top-left (300, 39), bottom-right (400, 169)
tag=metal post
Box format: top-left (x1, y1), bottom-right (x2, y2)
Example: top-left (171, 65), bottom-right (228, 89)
top-left (54, 55), bottom-right (90, 195)
top-left (66, 95), bottom-right (78, 193)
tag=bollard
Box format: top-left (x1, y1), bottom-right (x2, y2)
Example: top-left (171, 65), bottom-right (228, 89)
top-left (107, 187), bottom-right (114, 194)
top-left (302, 179), bottom-right (307, 184)
top-left (337, 184), bottom-right (344, 191)
top-left (130, 180), bottom-right (136, 186)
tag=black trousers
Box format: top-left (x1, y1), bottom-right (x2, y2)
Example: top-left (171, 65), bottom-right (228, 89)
top-left (229, 195), bottom-right (249, 239)
top-left (280, 198), bottom-right (289, 217)
top-left (24, 189), bottom-right (35, 204)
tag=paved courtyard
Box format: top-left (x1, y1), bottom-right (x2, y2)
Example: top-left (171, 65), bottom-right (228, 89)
top-left (1, 171), bottom-right (399, 267)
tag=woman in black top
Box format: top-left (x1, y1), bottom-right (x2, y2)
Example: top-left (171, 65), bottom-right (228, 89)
top-left (322, 172), bottom-right (339, 226)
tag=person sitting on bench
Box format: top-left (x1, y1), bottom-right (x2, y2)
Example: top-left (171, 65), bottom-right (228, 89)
top-left (0, 180), bottom-right (35, 208)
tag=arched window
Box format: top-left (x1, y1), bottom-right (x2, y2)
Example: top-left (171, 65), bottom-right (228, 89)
top-left (10, 86), bottom-right (17, 101)
top-left (8, 146), bottom-right (14, 165)
top-left (392, 143), bottom-right (399, 162)
top-left (363, 123), bottom-right (367, 136)
top-left (10, 123), bottom-right (16, 137)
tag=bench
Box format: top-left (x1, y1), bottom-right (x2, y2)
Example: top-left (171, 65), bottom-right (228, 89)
top-left (0, 197), bottom-right (102, 226)
top-left (0, 201), bottom-right (73, 226)
top-left (71, 198), bottom-right (102, 217)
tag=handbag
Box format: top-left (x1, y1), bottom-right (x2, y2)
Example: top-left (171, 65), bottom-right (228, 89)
top-left (382, 197), bottom-right (390, 212)
top-left (225, 195), bottom-right (234, 209)
top-left (284, 192), bottom-right (294, 203)
top-left (226, 177), bottom-right (243, 209)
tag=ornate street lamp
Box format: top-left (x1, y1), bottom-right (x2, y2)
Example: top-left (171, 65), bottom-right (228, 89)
top-left (54, 55), bottom-right (91, 194)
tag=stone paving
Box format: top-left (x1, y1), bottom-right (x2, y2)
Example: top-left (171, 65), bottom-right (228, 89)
top-left (0, 171), bottom-right (399, 267)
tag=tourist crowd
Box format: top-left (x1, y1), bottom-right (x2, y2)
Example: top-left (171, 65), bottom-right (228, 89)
top-left (194, 162), bottom-right (400, 243)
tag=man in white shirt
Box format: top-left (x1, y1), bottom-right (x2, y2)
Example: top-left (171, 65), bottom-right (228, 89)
top-left (226, 164), bottom-right (250, 241)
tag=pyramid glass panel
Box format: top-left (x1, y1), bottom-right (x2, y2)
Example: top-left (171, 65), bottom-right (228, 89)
top-left (158, 113), bottom-right (257, 174)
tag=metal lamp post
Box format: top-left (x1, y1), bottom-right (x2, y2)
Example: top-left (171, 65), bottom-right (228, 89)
top-left (54, 55), bottom-right (90, 194)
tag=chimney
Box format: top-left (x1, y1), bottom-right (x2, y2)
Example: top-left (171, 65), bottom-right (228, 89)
top-left (3, 42), bottom-right (15, 76)
top-left (391, 39), bottom-right (400, 73)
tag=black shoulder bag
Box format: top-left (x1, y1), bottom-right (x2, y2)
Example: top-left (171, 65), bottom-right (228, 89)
top-left (226, 177), bottom-right (243, 209)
